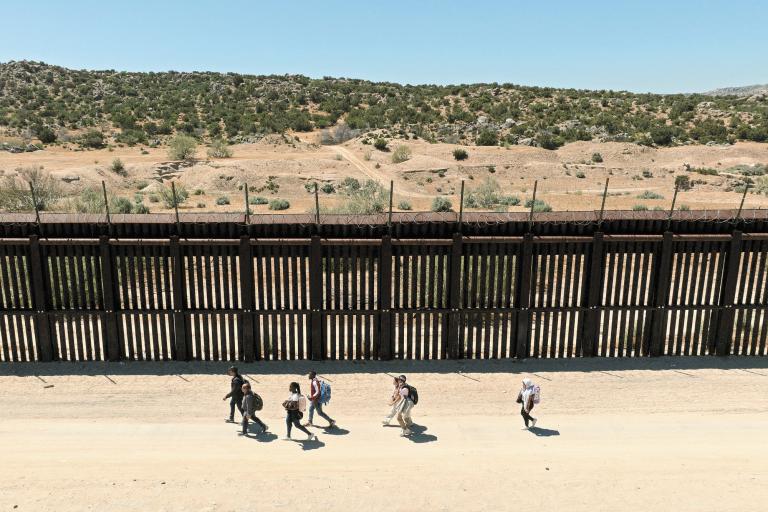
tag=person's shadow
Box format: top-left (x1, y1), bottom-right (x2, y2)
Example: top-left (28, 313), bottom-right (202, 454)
top-left (320, 426), bottom-right (350, 436)
top-left (407, 424), bottom-right (437, 444)
top-left (528, 426), bottom-right (560, 437)
top-left (297, 438), bottom-right (326, 451)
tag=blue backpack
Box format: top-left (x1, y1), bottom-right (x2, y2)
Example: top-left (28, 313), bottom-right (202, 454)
top-left (319, 380), bottom-right (331, 405)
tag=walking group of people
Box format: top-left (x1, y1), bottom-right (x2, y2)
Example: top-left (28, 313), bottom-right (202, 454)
top-left (223, 366), bottom-right (541, 440)
top-left (223, 367), bottom-right (336, 441)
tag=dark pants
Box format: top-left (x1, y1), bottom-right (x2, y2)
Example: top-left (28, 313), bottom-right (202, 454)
top-left (242, 413), bottom-right (267, 435)
top-left (286, 410), bottom-right (311, 438)
top-left (521, 406), bottom-right (535, 427)
top-left (229, 396), bottom-right (244, 420)
top-left (308, 400), bottom-right (334, 425)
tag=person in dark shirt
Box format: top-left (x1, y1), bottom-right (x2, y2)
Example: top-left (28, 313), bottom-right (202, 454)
top-left (240, 382), bottom-right (268, 436)
top-left (222, 366), bottom-right (246, 423)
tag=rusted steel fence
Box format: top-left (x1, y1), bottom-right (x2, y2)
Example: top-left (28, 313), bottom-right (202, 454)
top-left (0, 212), bottom-right (767, 362)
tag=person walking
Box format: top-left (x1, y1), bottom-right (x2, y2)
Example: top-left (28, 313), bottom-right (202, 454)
top-left (517, 378), bottom-right (538, 429)
top-left (396, 375), bottom-right (415, 437)
top-left (305, 371), bottom-right (336, 428)
top-left (240, 382), bottom-right (268, 436)
top-left (283, 382), bottom-right (317, 441)
top-left (382, 376), bottom-right (402, 426)
top-left (223, 366), bottom-right (246, 423)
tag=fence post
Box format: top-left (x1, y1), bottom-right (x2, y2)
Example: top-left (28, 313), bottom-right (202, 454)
top-left (309, 235), bottom-right (324, 361)
top-left (714, 230), bottom-right (742, 356)
top-left (580, 232), bottom-right (604, 357)
top-left (28, 235), bottom-right (54, 362)
top-left (648, 231), bottom-right (675, 357)
top-left (99, 236), bottom-right (121, 361)
top-left (239, 235), bottom-right (256, 362)
top-left (515, 233), bottom-right (534, 359)
top-left (379, 235), bottom-right (393, 360)
top-left (170, 236), bottom-right (190, 361)
top-left (446, 232), bottom-right (463, 359)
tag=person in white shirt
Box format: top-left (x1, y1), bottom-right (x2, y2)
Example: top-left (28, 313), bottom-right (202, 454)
top-left (396, 375), bottom-right (414, 437)
top-left (282, 382), bottom-right (316, 441)
top-left (517, 378), bottom-right (537, 429)
top-left (382, 376), bottom-right (402, 426)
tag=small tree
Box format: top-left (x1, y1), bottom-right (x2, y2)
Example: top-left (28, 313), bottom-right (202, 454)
top-left (453, 148), bottom-right (468, 161)
top-left (34, 125), bottom-right (57, 144)
top-left (80, 130), bottom-right (105, 149)
top-left (168, 135), bottom-right (198, 161)
top-left (207, 139), bottom-right (233, 158)
top-left (374, 138), bottom-right (388, 151)
top-left (391, 145), bottom-right (412, 164)
top-left (431, 197), bottom-right (453, 212)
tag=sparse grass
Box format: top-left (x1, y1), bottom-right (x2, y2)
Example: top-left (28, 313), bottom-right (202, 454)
top-left (398, 200), bottom-right (412, 210)
top-left (431, 196), bottom-right (453, 212)
top-left (0, 166), bottom-right (61, 212)
top-left (689, 167), bottom-right (718, 176)
top-left (110, 158), bottom-right (126, 176)
top-left (524, 198), bottom-right (552, 212)
top-left (453, 148), bottom-right (468, 161)
top-left (215, 196), bottom-right (230, 206)
top-left (158, 183), bottom-right (189, 208)
top-left (249, 196), bottom-right (269, 205)
top-left (207, 139), bottom-right (233, 158)
top-left (633, 204), bottom-right (649, 211)
top-left (637, 191), bottom-right (664, 200)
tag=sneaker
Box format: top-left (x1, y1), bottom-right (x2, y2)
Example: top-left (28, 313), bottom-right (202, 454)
top-left (302, 422), bottom-right (313, 427)
top-left (401, 429), bottom-right (412, 437)
top-left (382, 420), bottom-right (390, 426)
top-left (225, 418), bottom-right (235, 423)
top-left (522, 425), bottom-right (530, 430)
top-left (261, 424), bottom-right (269, 433)
top-left (308, 433), bottom-right (318, 441)
top-left (282, 436), bottom-right (292, 441)
top-left (531, 418), bottom-right (537, 428)
top-left (329, 420), bottom-right (337, 428)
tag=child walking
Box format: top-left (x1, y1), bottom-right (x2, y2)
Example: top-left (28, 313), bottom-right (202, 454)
top-left (283, 382), bottom-right (317, 441)
top-left (240, 382), bottom-right (268, 436)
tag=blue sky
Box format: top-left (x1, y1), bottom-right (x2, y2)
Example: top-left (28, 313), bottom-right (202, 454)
top-left (0, 0), bottom-right (766, 93)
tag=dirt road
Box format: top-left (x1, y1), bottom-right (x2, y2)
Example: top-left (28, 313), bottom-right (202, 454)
top-left (1, 358), bottom-right (766, 512)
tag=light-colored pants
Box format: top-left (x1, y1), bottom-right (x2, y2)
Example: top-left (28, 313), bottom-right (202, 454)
top-left (384, 399), bottom-right (401, 423)
top-left (397, 400), bottom-right (414, 430)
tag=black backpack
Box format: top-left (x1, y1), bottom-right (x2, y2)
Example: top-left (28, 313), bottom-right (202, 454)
top-left (406, 384), bottom-right (419, 405)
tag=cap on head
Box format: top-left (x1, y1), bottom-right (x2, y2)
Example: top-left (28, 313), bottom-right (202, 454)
top-left (308, 370), bottom-right (317, 379)
top-left (228, 366), bottom-right (238, 374)
top-left (398, 374), bottom-right (407, 382)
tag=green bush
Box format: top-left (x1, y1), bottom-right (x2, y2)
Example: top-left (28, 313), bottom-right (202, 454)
top-left (111, 197), bottom-right (133, 214)
top-left (453, 148), bottom-right (468, 161)
top-left (637, 191), bottom-right (664, 200)
top-left (215, 196), bottom-right (230, 205)
top-left (207, 139), bottom-right (233, 158)
top-left (675, 175), bottom-right (692, 191)
top-left (592, 152), bottom-right (603, 163)
top-left (690, 167), bottom-right (718, 176)
top-left (398, 200), bottom-right (412, 210)
top-left (341, 177), bottom-right (361, 192)
top-left (321, 183), bottom-right (335, 194)
top-left (269, 198), bottom-right (290, 210)
top-left (80, 130), bottom-right (105, 149)
top-left (249, 196), bottom-right (268, 205)
top-left (374, 138), bottom-right (388, 151)
top-left (431, 196), bottom-right (453, 212)
top-left (34, 125), bottom-right (57, 144)
top-left (134, 203), bottom-right (150, 214)
top-left (168, 134), bottom-right (198, 161)
top-left (158, 183), bottom-right (189, 208)
top-left (110, 158), bottom-right (126, 176)
top-left (476, 130), bottom-right (498, 146)
top-left (575, 171), bottom-right (586, 179)
top-left (632, 204), bottom-right (648, 211)
top-left (524, 199), bottom-right (552, 212)
top-left (498, 195), bottom-right (520, 206)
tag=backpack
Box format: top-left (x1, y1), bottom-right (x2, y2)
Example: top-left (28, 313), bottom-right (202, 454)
top-left (319, 381), bottom-right (331, 405)
top-left (532, 385), bottom-right (541, 405)
top-left (406, 384), bottom-right (419, 405)
top-left (253, 393), bottom-right (263, 411)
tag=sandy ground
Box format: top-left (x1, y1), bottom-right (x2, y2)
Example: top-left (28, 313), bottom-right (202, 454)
top-left (0, 357), bottom-right (766, 512)
top-left (2, 137), bottom-right (768, 214)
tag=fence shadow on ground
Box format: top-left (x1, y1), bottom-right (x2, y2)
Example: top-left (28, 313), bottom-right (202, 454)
top-left (2, 356), bottom-right (767, 378)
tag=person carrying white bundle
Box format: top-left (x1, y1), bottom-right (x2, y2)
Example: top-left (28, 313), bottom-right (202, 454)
top-left (516, 378), bottom-right (540, 429)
